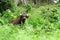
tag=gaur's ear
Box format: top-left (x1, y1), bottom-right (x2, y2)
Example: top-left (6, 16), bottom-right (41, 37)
top-left (27, 14), bottom-right (29, 18)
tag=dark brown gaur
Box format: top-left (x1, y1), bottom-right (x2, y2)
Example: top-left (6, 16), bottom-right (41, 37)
top-left (11, 13), bottom-right (29, 25)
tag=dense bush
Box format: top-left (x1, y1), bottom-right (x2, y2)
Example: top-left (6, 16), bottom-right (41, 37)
top-left (0, 0), bottom-right (15, 17)
top-left (0, 0), bottom-right (12, 12)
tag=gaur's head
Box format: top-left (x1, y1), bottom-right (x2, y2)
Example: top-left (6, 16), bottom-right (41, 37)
top-left (20, 13), bottom-right (29, 20)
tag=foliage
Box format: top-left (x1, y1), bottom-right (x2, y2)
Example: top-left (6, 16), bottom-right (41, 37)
top-left (0, 4), bottom-right (60, 40)
top-left (25, 4), bottom-right (32, 13)
top-left (0, 0), bottom-right (12, 12)
top-left (0, 0), bottom-right (15, 17)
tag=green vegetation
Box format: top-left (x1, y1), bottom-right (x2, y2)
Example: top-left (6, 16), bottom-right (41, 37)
top-left (0, 4), bottom-right (60, 40)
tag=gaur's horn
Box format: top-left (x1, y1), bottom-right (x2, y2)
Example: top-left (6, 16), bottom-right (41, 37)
top-left (20, 14), bottom-right (22, 15)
